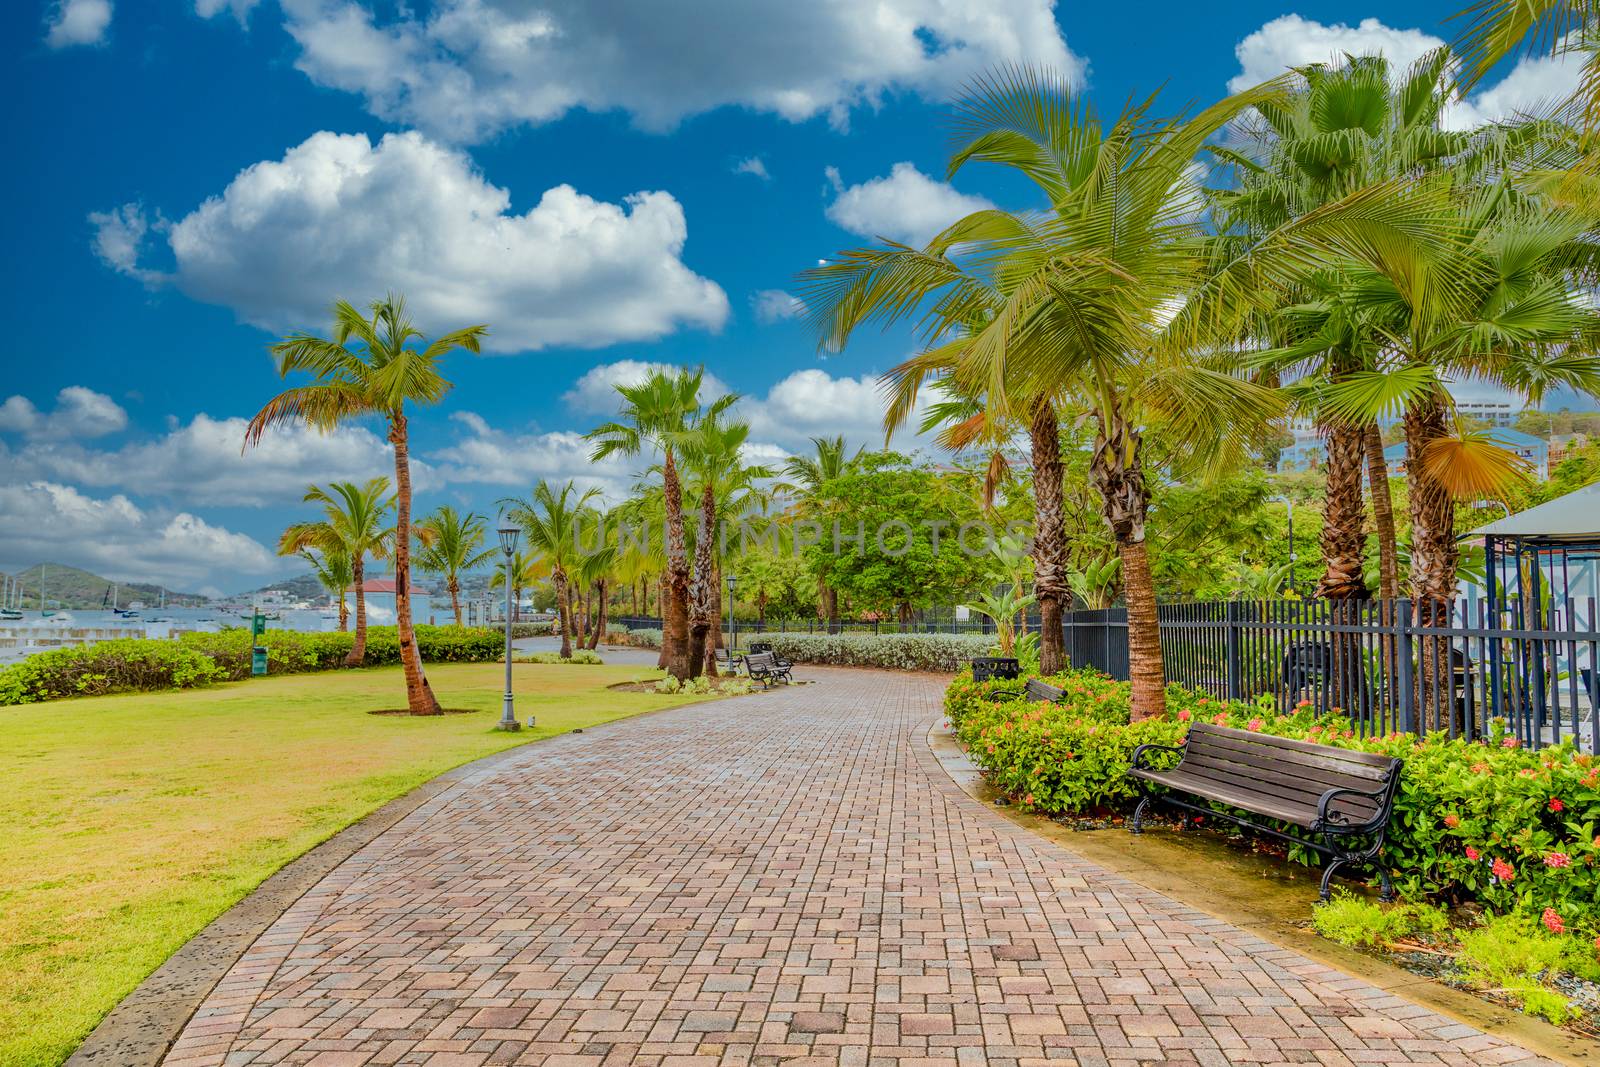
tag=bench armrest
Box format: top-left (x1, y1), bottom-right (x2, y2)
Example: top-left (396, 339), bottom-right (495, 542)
top-left (1313, 785), bottom-right (1390, 832)
top-left (1130, 743), bottom-right (1183, 771)
top-left (988, 687), bottom-right (1025, 702)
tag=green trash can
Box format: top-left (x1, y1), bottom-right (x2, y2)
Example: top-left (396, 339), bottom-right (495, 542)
top-left (251, 645), bottom-right (268, 677)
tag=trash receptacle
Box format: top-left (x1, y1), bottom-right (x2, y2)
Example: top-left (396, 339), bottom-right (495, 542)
top-left (251, 645), bottom-right (268, 677)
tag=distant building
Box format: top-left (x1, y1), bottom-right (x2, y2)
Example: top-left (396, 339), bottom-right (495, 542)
top-left (343, 577), bottom-right (437, 625)
top-left (1456, 399), bottom-right (1520, 427)
top-left (1550, 432), bottom-right (1591, 465)
top-left (1381, 427), bottom-right (1549, 479)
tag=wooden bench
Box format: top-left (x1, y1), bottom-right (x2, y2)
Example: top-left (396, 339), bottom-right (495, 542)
top-left (989, 677), bottom-right (1066, 704)
top-left (1128, 722), bottom-right (1403, 901)
top-left (745, 651), bottom-right (792, 688)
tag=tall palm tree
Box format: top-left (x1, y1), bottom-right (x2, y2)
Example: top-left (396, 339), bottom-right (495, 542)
top-left (804, 70), bottom-right (1290, 719)
top-left (277, 478), bottom-right (394, 665)
top-left (299, 548), bottom-right (354, 632)
top-left (246, 295), bottom-right (487, 714)
top-left (414, 506), bottom-right (496, 626)
top-left (491, 550), bottom-right (547, 626)
top-left (776, 435), bottom-right (861, 629)
top-left (586, 370), bottom-right (733, 679)
top-left (676, 413), bottom-right (770, 676)
top-left (502, 479), bottom-right (602, 660)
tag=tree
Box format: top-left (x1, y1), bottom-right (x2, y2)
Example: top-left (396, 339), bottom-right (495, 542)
top-left (586, 370), bottom-right (733, 679)
top-left (414, 506), bottom-right (496, 627)
top-left (805, 70), bottom-right (1288, 718)
top-left (300, 548), bottom-right (354, 632)
top-left (777, 435), bottom-right (861, 629)
top-left (247, 295), bottom-right (487, 715)
top-left (491, 551), bottom-right (547, 626)
top-left (502, 479), bottom-right (602, 660)
top-left (277, 478), bottom-right (394, 665)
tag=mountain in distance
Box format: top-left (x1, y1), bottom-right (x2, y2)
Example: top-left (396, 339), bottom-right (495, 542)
top-left (0, 563), bottom-right (208, 609)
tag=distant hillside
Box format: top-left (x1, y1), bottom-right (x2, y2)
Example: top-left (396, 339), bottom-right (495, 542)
top-left (237, 572), bottom-right (327, 602)
top-left (242, 569), bottom-right (501, 602)
top-left (0, 563), bottom-right (208, 609)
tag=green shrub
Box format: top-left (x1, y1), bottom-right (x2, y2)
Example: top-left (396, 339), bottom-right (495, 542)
top-left (943, 667), bottom-right (1600, 923)
top-left (522, 650), bottom-right (603, 664)
top-left (747, 632), bottom-right (994, 672)
top-left (1311, 893), bottom-right (1444, 948)
top-left (0, 640), bottom-right (226, 704)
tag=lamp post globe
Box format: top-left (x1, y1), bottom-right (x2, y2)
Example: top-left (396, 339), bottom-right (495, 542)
top-left (496, 521), bottom-right (521, 731)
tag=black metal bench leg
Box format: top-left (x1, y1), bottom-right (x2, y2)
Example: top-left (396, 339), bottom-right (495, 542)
top-left (1317, 856), bottom-right (1347, 902)
top-left (1130, 793), bottom-right (1152, 835)
top-left (1377, 867), bottom-right (1395, 904)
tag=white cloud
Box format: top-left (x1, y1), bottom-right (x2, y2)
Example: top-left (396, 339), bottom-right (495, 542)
top-left (0, 387), bottom-right (127, 441)
top-left (740, 368), bottom-right (932, 452)
top-left (195, 0), bottom-right (259, 20)
top-left (224, 0), bottom-right (1079, 142)
top-left (734, 156), bottom-right (771, 180)
top-left (430, 416), bottom-right (640, 501)
top-left (562, 360), bottom-right (734, 415)
top-left (45, 0), bottom-right (112, 48)
top-left (751, 289), bottom-right (806, 323)
top-left (2, 412), bottom-right (402, 506)
top-left (92, 130), bottom-right (728, 353)
top-left (87, 203), bottom-right (165, 286)
top-left (824, 162), bottom-right (995, 247)
top-left (0, 481), bottom-right (280, 591)
top-left (1228, 15), bottom-right (1583, 129)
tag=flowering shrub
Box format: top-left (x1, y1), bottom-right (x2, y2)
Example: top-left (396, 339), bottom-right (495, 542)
top-left (0, 625), bottom-right (507, 704)
top-left (944, 667), bottom-right (1600, 927)
top-left (521, 650), bottom-right (604, 664)
top-left (623, 629), bottom-right (992, 671)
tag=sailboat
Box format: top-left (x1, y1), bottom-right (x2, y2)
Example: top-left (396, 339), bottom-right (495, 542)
top-left (39, 564), bottom-right (56, 617)
top-left (0, 574), bottom-right (21, 619)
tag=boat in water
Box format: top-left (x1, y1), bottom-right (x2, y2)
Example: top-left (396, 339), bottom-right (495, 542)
top-left (0, 609), bottom-right (22, 621)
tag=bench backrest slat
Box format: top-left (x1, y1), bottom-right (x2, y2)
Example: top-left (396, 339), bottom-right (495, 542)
top-left (1183, 728), bottom-right (1393, 791)
top-left (746, 652), bottom-right (777, 670)
top-left (1024, 678), bottom-right (1066, 702)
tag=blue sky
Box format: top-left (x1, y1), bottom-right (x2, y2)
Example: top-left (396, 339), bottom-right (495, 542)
top-left (1, 0), bottom-right (1586, 595)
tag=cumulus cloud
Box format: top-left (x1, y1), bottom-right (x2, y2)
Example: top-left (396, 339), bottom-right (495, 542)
top-left (1228, 15), bottom-right (1583, 128)
top-left (751, 289), bottom-right (806, 323)
top-left (209, 0), bottom-right (1079, 142)
top-left (0, 387), bottom-right (127, 441)
top-left (562, 360), bottom-right (734, 415)
top-left (740, 368), bottom-right (935, 452)
top-left (44, 0), bottom-right (112, 48)
top-left (429, 415), bottom-right (640, 501)
top-left (194, 0), bottom-right (259, 20)
top-left (824, 163), bottom-right (995, 247)
top-left (1, 411), bottom-right (402, 506)
top-left (91, 130), bottom-right (728, 353)
top-left (734, 156), bottom-right (771, 180)
top-left (0, 481), bottom-right (280, 591)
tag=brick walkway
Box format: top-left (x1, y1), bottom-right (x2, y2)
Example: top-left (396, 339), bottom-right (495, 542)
top-left (162, 668), bottom-right (1553, 1067)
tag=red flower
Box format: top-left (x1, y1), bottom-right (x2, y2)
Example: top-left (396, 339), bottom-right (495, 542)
top-left (1177, 709), bottom-right (1191, 722)
top-left (1544, 852), bottom-right (1571, 869)
top-left (1491, 857), bottom-right (1516, 881)
top-left (1211, 712), bottom-right (1227, 725)
top-left (1465, 846), bottom-right (1481, 861)
top-left (1443, 814), bottom-right (1459, 829)
top-left (1247, 718), bottom-right (1264, 732)
top-left (1502, 736), bottom-right (1520, 749)
top-left (1471, 762), bottom-right (1491, 774)
top-left (1542, 908), bottom-right (1565, 934)
top-left (1548, 798), bottom-right (1565, 813)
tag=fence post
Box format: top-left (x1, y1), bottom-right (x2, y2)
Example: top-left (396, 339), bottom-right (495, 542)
top-left (1395, 598), bottom-right (1416, 735)
top-left (1225, 600), bottom-right (1242, 701)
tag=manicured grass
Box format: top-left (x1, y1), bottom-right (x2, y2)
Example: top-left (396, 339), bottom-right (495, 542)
top-left (0, 661), bottom-right (706, 1067)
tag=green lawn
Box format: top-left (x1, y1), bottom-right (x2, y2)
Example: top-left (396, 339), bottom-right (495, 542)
top-left (0, 660), bottom-right (706, 1067)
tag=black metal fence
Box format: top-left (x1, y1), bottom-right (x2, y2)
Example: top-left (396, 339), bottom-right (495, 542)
top-left (1067, 598), bottom-right (1599, 754)
top-left (610, 614), bottom-right (997, 636)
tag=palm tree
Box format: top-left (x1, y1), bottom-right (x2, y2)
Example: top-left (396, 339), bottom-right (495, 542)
top-left (277, 479), bottom-right (394, 665)
top-left (586, 370), bottom-right (733, 679)
top-left (414, 506), bottom-right (496, 627)
top-left (300, 548), bottom-right (354, 631)
top-left (804, 70), bottom-right (1290, 719)
top-left (776, 435), bottom-right (861, 629)
top-left (676, 412), bottom-right (769, 676)
top-left (491, 551), bottom-right (547, 626)
top-left (246, 295), bottom-right (487, 715)
top-left (502, 479), bottom-right (602, 660)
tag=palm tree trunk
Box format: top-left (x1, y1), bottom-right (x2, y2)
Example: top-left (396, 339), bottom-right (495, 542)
top-left (448, 576), bottom-right (462, 627)
top-left (1030, 398), bottom-right (1068, 675)
top-left (389, 413), bottom-right (442, 715)
top-left (338, 583), bottom-right (350, 633)
top-left (1405, 399), bottom-right (1458, 732)
top-left (1088, 414), bottom-right (1164, 720)
top-left (348, 556), bottom-right (367, 666)
top-left (1317, 415), bottom-right (1370, 717)
top-left (687, 482), bottom-right (716, 679)
top-left (554, 567), bottom-right (573, 659)
top-left (662, 448), bottom-right (692, 679)
top-left (512, 585), bottom-right (522, 624)
top-left (657, 573), bottom-right (670, 669)
top-left (1366, 420), bottom-right (1399, 600)
top-left (588, 579), bottom-right (607, 651)
top-left (703, 566), bottom-right (722, 677)
top-left (758, 591), bottom-right (768, 627)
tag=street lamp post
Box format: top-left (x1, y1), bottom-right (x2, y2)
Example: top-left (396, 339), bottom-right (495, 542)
top-left (496, 521), bottom-right (521, 732)
top-left (1272, 494), bottom-right (1295, 593)
top-left (726, 574), bottom-right (739, 657)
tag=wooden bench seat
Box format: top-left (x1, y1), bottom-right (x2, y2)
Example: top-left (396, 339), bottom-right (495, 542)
top-left (1128, 722), bottom-right (1403, 901)
top-left (990, 677), bottom-right (1066, 704)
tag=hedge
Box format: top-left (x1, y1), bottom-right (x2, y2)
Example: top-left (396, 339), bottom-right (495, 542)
top-left (621, 629), bottom-right (992, 672)
top-left (944, 668), bottom-right (1600, 930)
top-left (0, 625), bottom-right (506, 704)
